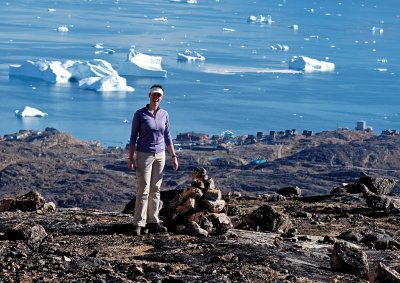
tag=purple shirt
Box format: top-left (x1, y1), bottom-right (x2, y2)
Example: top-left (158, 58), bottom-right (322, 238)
top-left (129, 105), bottom-right (173, 153)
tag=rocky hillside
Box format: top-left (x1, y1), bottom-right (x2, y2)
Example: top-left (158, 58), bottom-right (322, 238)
top-left (0, 128), bottom-right (399, 211)
top-left (1, 128), bottom-right (400, 282)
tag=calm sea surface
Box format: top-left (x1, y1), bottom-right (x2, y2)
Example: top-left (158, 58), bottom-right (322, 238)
top-left (0, 0), bottom-right (399, 147)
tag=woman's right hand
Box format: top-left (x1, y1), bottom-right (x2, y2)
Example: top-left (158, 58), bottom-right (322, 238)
top-left (128, 159), bottom-right (136, 171)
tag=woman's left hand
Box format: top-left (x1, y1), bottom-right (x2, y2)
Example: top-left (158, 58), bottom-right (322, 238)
top-left (172, 157), bottom-right (179, 171)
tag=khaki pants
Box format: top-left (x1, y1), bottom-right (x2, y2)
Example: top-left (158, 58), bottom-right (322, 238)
top-left (133, 151), bottom-right (165, 227)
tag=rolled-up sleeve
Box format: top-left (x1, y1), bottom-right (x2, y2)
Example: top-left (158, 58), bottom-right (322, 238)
top-left (164, 113), bottom-right (173, 146)
top-left (129, 111), bottom-right (140, 145)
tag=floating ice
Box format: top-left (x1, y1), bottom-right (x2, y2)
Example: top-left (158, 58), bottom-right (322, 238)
top-left (94, 43), bottom-right (104, 49)
top-left (79, 75), bottom-right (135, 92)
top-left (288, 56), bottom-right (335, 72)
top-left (288, 25), bottom-right (299, 30)
top-left (374, 68), bottom-right (387, 72)
top-left (9, 60), bottom-right (72, 83)
top-left (247, 15), bottom-right (272, 24)
top-left (271, 44), bottom-right (289, 51)
top-left (15, 106), bottom-right (48, 118)
top-left (201, 64), bottom-right (301, 75)
top-left (223, 28), bottom-right (235, 32)
top-left (57, 26), bottom-right (69, 32)
top-left (95, 49), bottom-right (115, 55)
top-left (153, 17), bottom-right (168, 22)
top-left (48, 8), bottom-right (56, 12)
top-left (63, 59), bottom-right (118, 81)
top-left (118, 48), bottom-right (167, 78)
top-left (177, 49), bottom-right (205, 61)
top-left (371, 26), bottom-right (384, 35)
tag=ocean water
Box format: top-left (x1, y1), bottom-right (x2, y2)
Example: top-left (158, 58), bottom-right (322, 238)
top-left (0, 0), bottom-right (399, 147)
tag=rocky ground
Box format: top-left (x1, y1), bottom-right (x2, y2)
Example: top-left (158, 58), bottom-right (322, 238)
top-left (0, 128), bottom-right (400, 282)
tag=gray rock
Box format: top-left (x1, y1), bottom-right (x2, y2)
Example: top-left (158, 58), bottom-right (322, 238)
top-left (369, 262), bottom-right (400, 283)
top-left (361, 232), bottom-right (400, 250)
top-left (249, 204), bottom-right (291, 232)
top-left (186, 221), bottom-right (208, 237)
top-left (277, 186), bottom-right (301, 197)
top-left (338, 230), bottom-right (363, 243)
top-left (358, 176), bottom-right (397, 195)
top-left (366, 195), bottom-right (395, 210)
top-left (4, 222), bottom-right (47, 250)
top-left (330, 241), bottom-right (369, 278)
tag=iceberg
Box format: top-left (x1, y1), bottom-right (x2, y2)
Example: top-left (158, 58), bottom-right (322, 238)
top-left (271, 44), bottom-right (289, 51)
top-left (118, 48), bottom-right (167, 78)
top-left (9, 59), bottom-right (72, 83)
top-left (57, 26), bottom-right (69, 32)
top-left (79, 75), bottom-right (135, 92)
top-left (15, 106), bottom-right (48, 118)
top-left (177, 49), bottom-right (205, 62)
top-left (288, 56), bottom-right (335, 72)
top-left (63, 59), bottom-right (118, 81)
top-left (247, 15), bottom-right (272, 24)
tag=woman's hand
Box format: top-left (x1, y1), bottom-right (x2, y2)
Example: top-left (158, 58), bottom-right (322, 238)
top-left (172, 157), bottom-right (179, 171)
top-left (128, 159), bottom-right (136, 171)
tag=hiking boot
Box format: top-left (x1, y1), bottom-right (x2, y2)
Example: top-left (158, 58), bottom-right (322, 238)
top-left (132, 225), bottom-right (142, 236)
top-left (146, 223), bottom-right (168, 233)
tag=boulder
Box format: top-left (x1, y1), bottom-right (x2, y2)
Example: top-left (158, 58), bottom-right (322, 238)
top-left (186, 221), bottom-right (208, 237)
top-left (4, 222), bottom-right (48, 250)
top-left (249, 204), bottom-right (291, 232)
top-left (330, 241), bottom-right (369, 278)
top-left (182, 187), bottom-right (203, 199)
top-left (358, 176), bottom-right (397, 195)
top-left (366, 195), bottom-right (396, 210)
top-left (176, 198), bottom-right (197, 215)
top-left (331, 183), bottom-right (370, 195)
top-left (201, 199), bottom-right (226, 213)
top-left (204, 189), bottom-right (222, 201)
top-left (277, 186), bottom-right (301, 197)
top-left (369, 262), bottom-right (400, 283)
top-left (1, 191), bottom-right (46, 212)
top-left (361, 232), bottom-right (400, 250)
top-left (262, 194), bottom-right (286, 202)
top-left (206, 213), bottom-right (232, 234)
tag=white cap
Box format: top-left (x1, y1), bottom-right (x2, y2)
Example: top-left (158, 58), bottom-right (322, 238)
top-left (150, 86), bottom-right (164, 96)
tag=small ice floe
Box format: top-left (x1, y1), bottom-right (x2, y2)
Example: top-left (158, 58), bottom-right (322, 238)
top-left (247, 15), bottom-right (272, 24)
top-left (270, 44), bottom-right (289, 51)
top-left (95, 49), bottom-right (115, 55)
top-left (48, 8), bottom-right (56, 12)
top-left (118, 47), bottom-right (167, 78)
top-left (288, 56), bottom-right (335, 72)
top-left (374, 68), bottom-right (387, 72)
top-left (177, 49), bottom-right (205, 62)
top-left (371, 26), bottom-right (384, 35)
top-left (223, 28), bottom-right (235, 32)
top-left (153, 17), bottom-right (168, 22)
top-left (15, 106), bottom-right (48, 118)
top-left (377, 58), bottom-right (388, 63)
top-left (9, 60), bottom-right (72, 83)
top-left (94, 43), bottom-right (104, 49)
top-left (288, 25), bottom-right (299, 30)
top-left (63, 59), bottom-right (118, 81)
top-left (57, 26), bottom-right (69, 32)
top-left (79, 75), bottom-right (135, 92)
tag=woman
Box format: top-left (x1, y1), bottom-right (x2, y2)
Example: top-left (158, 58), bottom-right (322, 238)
top-left (128, 84), bottom-right (179, 236)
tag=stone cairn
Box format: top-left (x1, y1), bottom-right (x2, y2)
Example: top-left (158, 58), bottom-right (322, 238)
top-left (164, 167), bottom-right (232, 237)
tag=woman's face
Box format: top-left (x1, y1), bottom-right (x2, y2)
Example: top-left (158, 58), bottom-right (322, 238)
top-left (149, 92), bottom-right (163, 107)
